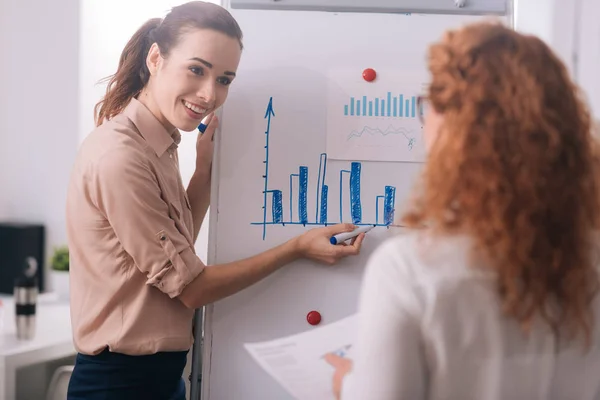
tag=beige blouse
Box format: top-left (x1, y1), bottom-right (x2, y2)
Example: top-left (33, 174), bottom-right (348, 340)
top-left (66, 98), bottom-right (205, 355)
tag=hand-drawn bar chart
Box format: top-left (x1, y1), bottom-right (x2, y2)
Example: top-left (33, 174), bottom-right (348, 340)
top-left (343, 92), bottom-right (418, 119)
top-left (252, 97), bottom-right (397, 240)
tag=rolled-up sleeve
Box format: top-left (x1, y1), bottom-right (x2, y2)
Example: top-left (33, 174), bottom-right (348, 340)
top-left (89, 147), bottom-right (204, 298)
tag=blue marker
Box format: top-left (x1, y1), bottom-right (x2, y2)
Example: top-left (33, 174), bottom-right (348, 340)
top-left (333, 344), bottom-right (353, 358)
top-left (330, 225), bottom-right (374, 245)
top-left (197, 115), bottom-right (210, 133)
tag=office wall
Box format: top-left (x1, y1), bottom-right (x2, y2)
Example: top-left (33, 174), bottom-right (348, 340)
top-left (0, 0), bottom-right (80, 287)
top-left (0, 1), bottom-right (79, 398)
top-left (576, 0), bottom-right (600, 119)
top-left (515, 0), bottom-right (599, 119)
top-left (514, 0), bottom-right (578, 74)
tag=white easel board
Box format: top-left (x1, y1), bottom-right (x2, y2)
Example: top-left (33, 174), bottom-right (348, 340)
top-left (196, 3), bottom-right (512, 399)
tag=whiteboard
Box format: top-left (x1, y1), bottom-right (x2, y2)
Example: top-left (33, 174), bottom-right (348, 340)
top-left (199, 8), bottom-right (511, 400)
top-left (230, 0), bottom-right (507, 15)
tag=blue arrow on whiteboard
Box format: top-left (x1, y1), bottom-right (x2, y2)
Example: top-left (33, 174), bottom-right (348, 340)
top-left (261, 97), bottom-right (276, 240)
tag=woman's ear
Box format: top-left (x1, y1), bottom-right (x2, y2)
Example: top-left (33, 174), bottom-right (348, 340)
top-left (146, 43), bottom-right (162, 76)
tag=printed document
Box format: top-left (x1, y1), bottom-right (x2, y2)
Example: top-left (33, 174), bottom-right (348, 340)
top-left (244, 314), bottom-right (358, 400)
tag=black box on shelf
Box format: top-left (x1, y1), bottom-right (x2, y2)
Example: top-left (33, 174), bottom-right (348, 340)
top-left (0, 222), bottom-right (45, 294)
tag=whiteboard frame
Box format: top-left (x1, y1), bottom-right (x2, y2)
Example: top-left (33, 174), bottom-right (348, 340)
top-left (190, 106), bottom-right (225, 400)
top-left (229, 0), bottom-right (508, 16)
top-left (190, 2), bottom-right (515, 399)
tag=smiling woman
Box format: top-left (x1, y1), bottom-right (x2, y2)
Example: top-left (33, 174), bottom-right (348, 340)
top-left (141, 28), bottom-right (240, 132)
top-left (65, 2), bottom-right (365, 399)
top-left (94, 3), bottom-right (243, 132)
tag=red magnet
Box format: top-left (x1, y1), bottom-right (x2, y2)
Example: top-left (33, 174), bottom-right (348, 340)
top-left (306, 311), bottom-right (322, 326)
top-left (362, 68), bottom-right (377, 82)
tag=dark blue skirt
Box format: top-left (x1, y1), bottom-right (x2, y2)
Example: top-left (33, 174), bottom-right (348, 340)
top-left (67, 347), bottom-right (188, 400)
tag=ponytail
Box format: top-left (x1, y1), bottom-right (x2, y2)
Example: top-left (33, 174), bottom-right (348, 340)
top-left (93, 2), bottom-right (244, 127)
top-left (94, 18), bottom-right (161, 126)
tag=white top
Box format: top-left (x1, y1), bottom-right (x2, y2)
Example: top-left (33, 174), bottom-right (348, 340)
top-left (341, 232), bottom-right (600, 400)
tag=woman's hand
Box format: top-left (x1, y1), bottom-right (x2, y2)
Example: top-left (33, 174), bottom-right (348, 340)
top-left (293, 223), bottom-right (364, 264)
top-left (195, 113), bottom-right (218, 177)
top-left (325, 353), bottom-right (353, 399)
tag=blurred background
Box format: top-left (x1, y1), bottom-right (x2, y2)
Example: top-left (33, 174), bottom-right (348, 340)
top-left (0, 0), bottom-right (598, 398)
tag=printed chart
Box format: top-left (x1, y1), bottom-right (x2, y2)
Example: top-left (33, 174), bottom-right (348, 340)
top-left (244, 315), bottom-right (358, 400)
top-left (326, 69), bottom-right (428, 163)
top-left (251, 97), bottom-right (397, 240)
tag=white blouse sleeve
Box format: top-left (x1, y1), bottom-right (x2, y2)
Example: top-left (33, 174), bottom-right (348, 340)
top-left (341, 238), bottom-right (427, 400)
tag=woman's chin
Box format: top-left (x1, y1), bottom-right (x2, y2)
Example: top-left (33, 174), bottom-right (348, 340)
top-left (174, 117), bottom-right (202, 133)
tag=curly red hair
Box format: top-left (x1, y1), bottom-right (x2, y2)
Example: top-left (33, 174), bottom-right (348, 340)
top-left (403, 22), bottom-right (600, 346)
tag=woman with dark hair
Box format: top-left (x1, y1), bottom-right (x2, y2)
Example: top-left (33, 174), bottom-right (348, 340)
top-left (65, 2), bottom-right (364, 399)
top-left (327, 22), bottom-right (600, 400)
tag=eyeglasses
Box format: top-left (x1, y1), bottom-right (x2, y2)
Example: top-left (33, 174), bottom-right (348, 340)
top-left (416, 95), bottom-right (430, 125)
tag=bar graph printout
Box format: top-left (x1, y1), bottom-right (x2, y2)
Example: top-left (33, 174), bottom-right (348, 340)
top-left (326, 68), bottom-right (428, 163)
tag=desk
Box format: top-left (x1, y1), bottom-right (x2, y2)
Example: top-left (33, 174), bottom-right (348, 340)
top-left (0, 294), bottom-right (74, 400)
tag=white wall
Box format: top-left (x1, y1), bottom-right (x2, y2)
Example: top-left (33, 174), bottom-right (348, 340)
top-left (0, 1), bottom-right (79, 398)
top-left (514, 0), bottom-right (578, 74)
top-left (0, 0), bottom-right (80, 288)
top-left (79, 0), bottom-right (217, 263)
top-left (576, 0), bottom-right (600, 119)
top-left (515, 0), bottom-right (600, 120)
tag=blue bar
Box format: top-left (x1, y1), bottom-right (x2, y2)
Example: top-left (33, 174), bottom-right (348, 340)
top-left (272, 190), bottom-right (282, 223)
top-left (375, 99), bottom-right (379, 116)
top-left (344, 105), bottom-right (348, 116)
top-left (350, 162), bottom-right (362, 224)
top-left (320, 185), bottom-right (328, 224)
top-left (393, 97), bottom-right (397, 117)
top-left (405, 99), bottom-right (410, 117)
top-left (387, 92), bottom-right (391, 116)
top-left (369, 101), bottom-right (373, 116)
top-left (411, 96), bottom-right (416, 118)
top-left (357, 100), bottom-right (361, 116)
top-left (384, 186), bottom-right (396, 225)
top-left (399, 95), bottom-right (404, 117)
top-left (299, 166), bottom-right (308, 224)
top-left (381, 100), bottom-right (385, 117)
top-left (316, 153), bottom-right (327, 223)
top-left (362, 96), bottom-right (367, 116)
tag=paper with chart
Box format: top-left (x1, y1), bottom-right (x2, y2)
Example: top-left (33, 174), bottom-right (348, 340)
top-left (326, 69), bottom-right (428, 162)
top-left (244, 314), bottom-right (357, 400)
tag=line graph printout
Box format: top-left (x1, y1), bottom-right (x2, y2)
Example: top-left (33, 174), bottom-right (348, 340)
top-left (326, 69), bottom-right (428, 163)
